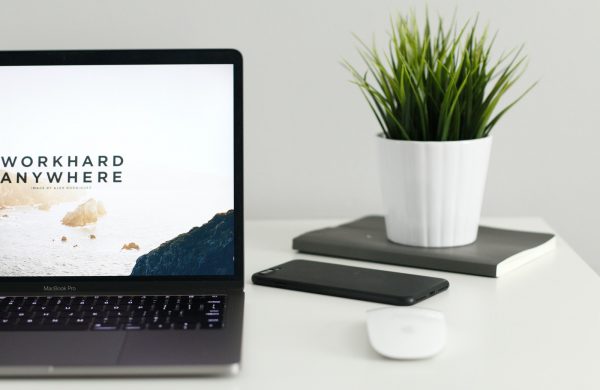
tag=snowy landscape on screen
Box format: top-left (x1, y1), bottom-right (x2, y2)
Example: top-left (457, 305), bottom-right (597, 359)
top-left (0, 64), bottom-right (234, 276)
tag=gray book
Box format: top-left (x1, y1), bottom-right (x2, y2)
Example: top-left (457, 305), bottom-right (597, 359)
top-left (292, 216), bottom-right (556, 277)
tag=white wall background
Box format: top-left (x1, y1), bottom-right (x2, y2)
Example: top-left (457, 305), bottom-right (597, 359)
top-left (1, 0), bottom-right (598, 273)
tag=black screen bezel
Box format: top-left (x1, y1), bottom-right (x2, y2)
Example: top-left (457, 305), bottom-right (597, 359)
top-left (0, 49), bottom-right (244, 294)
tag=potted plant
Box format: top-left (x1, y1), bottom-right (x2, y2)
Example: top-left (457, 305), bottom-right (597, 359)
top-left (345, 12), bottom-right (535, 247)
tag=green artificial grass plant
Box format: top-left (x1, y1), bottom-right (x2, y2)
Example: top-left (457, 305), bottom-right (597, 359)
top-left (345, 12), bottom-right (536, 141)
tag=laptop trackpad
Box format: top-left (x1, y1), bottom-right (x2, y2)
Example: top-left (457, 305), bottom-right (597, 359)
top-left (118, 331), bottom-right (235, 365)
top-left (0, 331), bottom-right (126, 367)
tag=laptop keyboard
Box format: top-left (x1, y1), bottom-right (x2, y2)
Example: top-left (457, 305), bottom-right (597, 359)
top-left (0, 295), bottom-right (225, 331)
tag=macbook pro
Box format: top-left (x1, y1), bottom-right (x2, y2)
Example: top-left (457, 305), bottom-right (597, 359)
top-left (0, 49), bottom-right (244, 376)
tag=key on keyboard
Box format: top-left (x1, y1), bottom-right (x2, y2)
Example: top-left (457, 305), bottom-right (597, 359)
top-left (0, 295), bottom-right (225, 331)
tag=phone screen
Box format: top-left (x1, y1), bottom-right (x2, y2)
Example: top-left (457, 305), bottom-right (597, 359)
top-left (252, 260), bottom-right (449, 306)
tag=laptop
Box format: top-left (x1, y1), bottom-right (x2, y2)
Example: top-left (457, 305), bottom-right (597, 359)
top-left (0, 49), bottom-right (244, 376)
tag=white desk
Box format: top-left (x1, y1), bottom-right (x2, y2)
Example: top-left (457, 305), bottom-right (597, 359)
top-left (6, 218), bottom-right (600, 389)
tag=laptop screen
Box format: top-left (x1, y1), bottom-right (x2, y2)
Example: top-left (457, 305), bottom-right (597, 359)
top-left (0, 63), bottom-right (235, 278)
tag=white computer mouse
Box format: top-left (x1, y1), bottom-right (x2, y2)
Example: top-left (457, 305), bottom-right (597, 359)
top-left (366, 306), bottom-right (446, 360)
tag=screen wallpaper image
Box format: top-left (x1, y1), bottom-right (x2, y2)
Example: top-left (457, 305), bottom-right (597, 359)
top-left (0, 64), bottom-right (234, 277)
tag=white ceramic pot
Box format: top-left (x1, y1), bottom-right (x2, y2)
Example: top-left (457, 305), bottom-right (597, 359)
top-left (377, 135), bottom-right (493, 247)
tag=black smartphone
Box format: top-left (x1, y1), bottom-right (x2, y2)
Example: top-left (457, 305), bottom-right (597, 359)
top-left (251, 259), bottom-right (449, 306)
